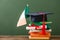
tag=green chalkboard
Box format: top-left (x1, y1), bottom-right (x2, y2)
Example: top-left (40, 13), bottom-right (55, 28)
top-left (0, 0), bottom-right (60, 35)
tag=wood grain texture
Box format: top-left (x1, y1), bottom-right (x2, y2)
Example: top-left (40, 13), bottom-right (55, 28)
top-left (0, 35), bottom-right (59, 40)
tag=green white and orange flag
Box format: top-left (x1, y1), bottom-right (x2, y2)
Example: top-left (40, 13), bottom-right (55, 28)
top-left (17, 4), bottom-right (29, 27)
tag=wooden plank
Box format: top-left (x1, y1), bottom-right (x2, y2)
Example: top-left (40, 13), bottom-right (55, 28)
top-left (0, 35), bottom-right (59, 40)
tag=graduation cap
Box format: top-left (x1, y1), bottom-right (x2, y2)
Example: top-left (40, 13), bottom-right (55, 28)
top-left (26, 12), bottom-right (52, 22)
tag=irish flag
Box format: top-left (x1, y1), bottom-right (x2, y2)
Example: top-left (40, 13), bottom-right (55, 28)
top-left (17, 4), bottom-right (29, 27)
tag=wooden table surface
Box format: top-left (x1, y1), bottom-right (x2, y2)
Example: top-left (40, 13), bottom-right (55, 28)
top-left (0, 35), bottom-right (60, 40)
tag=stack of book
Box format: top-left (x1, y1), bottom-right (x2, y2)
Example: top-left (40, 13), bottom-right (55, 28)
top-left (29, 31), bottom-right (51, 39)
top-left (26, 24), bottom-right (51, 40)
